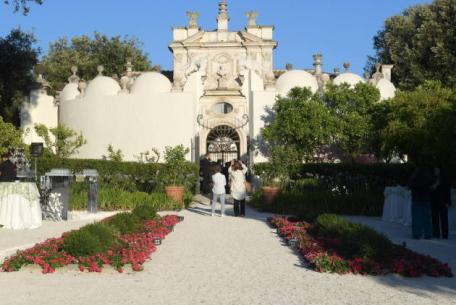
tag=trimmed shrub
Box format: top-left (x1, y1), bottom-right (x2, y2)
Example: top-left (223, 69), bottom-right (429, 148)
top-left (311, 214), bottom-right (394, 263)
top-left (132, 204), bottom-right (157, 221)
top-left (107, 212), bottom-right (143, 234)
top-left (62, 223), bottom-right (119, 257)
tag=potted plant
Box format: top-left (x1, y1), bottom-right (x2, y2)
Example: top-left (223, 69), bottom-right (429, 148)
top-left (259, 146), bottom-right (293, 204)
top-left (161, 145), bottom-right (190, 206)
top-left (259, 165), bottom-right (286, 204)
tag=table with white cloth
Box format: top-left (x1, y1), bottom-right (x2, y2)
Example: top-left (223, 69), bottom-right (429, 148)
top-left (382, 186), bottom-right (412, 225)
top-left (382, 186), bottom-right (456, 234)
top-left (0, 182), bottom-right (42, 230)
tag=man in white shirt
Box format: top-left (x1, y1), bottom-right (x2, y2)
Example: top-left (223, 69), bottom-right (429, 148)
top-left (211, 164), bottom-right (227, 217)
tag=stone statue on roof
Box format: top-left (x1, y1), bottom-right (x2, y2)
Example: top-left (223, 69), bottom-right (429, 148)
top-left (186, 11), bottom-right (200, 29)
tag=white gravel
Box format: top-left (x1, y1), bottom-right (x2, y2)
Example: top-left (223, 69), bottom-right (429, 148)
top-left (0, 203), bottom-right (455, 305)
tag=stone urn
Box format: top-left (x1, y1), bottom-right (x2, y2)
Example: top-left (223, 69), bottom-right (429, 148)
top-left (165, 186), bottom-right (185, 205)
top-left (262, 186), bottom-right (281, 204)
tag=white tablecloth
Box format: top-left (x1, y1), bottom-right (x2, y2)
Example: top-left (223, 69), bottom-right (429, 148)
top-left (383, 187), bottom-right (456, 234)
top-left (382, 186), bottom-right (412, 225)
top-left (0, 182), bottom-right (42, 230)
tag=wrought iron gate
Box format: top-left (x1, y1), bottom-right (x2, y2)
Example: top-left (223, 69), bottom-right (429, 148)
top-left (206, 125), bottom-right (240, 163)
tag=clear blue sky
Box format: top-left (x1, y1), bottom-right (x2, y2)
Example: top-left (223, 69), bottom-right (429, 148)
top-left (1, 0), bottom-right (431, 74)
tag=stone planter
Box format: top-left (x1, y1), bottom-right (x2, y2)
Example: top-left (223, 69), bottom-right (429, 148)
top-left (165, 186), bottom-right (185, 204)
top-left (262, 186), bottom-right (281, 204)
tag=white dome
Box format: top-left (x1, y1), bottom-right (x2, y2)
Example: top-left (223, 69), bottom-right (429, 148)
top-left (131, 72), bottom-right (172, 95)
top-left (85, 76), bottom-right (120, 98)
top-left (60, 83), bottom-right (80, 101)
top-left (376, 78), bottom-right (396, 101)
top-left (333, 72), bottom-right (365, 87)
top-left (276, 70), bottom-right (319, 96)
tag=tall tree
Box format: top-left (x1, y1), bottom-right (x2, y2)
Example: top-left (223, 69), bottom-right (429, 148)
top-left (367, 0), bottom-right (456, 90)
top-left (3, 0), bottom-right (43, 15)
top-left (369, 100), bottom-right (395, 161)
top-left (323, 83), bottom-right (380, 162)
top-left (374, 81), bottom-right (456, 165)
top-left (42, 33), bottom-right (153, 90)
top-left (262, 87), bottom-right (335, 163)
top-left (0, 28), bottom-right (39, 125)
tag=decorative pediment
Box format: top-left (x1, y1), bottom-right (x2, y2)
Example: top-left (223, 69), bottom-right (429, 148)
top-left (238, 31), bottom-right (263, 43)
top-left (181, 31), bottom-right (205, 44)
top-left (178, 30), bottom-right (267, 46)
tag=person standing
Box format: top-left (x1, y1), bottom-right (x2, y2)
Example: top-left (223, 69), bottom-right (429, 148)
top-left (431, 167), bottom-right (451, 239)
top-left (0, 153), bottom-right (16, 182)
top-left (200, 154), bottom-right (212, 195)
top-left (229, 160), bottom-right (248, 217)
top-left (211, 164), bottom-right (226, 217)
top-left (408, 165), bottom-right (439, 239)
top-left (222, 161), bottom-right (231, 194)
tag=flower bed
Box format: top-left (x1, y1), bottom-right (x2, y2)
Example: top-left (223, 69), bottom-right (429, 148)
top-left (269, 214), bottom-right (453, 277)
top-left (1, 211), bottom-right (181, 274)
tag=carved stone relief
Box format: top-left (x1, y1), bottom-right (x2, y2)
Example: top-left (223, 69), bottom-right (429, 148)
top-left (204, 53), bottom-right (240, 90)
top-left (261, 51), bottom-right (275, 86)
top-left (173, 53), bottom-right (188, 89)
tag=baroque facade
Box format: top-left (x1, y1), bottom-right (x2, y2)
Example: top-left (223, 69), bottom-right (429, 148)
top-left (21, 1), bottom-right (396, 163)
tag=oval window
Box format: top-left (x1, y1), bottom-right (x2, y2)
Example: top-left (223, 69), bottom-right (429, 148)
top-left (213, 102), bottom-right (233, 114)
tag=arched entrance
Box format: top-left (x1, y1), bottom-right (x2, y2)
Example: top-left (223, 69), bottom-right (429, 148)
top-left (206, 125), bottom-right (240, 163)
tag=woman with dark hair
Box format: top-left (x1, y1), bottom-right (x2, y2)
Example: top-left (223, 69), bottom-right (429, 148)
top-left (229, 159), bottom-right (248, 217)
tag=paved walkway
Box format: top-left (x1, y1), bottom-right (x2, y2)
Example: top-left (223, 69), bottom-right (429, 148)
top-left (348, 216), bottom-right (456, 273)
top-left (0, 203), bottom-right (455, 305)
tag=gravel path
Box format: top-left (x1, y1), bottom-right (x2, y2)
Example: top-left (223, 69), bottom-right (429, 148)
top-left (0, 203), bottom-right (455, 305)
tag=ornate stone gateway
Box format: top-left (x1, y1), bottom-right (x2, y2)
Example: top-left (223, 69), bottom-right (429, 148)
top-left (206, 125), bottom-right (240, 163)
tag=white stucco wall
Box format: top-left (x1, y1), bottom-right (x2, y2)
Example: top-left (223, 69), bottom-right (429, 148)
top-left (59, 92), bottom-right (196, 161)
top-left (21, 89), bottom-right (58, 145)
top-left (251, 90), bottom-right (277, 163)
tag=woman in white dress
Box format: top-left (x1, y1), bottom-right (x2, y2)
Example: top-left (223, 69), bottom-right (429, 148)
top-left (229, 160), bottom-right (248, 217)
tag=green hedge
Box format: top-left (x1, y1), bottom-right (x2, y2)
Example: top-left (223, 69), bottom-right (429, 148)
top-left (253, 163), bottom-right (417, 193)
top-left (37, 156), bottom-right (198, 211)
top-left (250, 188), bottom-right (383, 221)
top-left (250, 163), bottom-right (408, 219)
top-left (37, 156), bottom-right (199, 193)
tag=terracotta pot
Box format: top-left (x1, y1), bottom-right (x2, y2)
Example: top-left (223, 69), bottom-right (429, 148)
top-left (165, 186), bottom-right (185, 204)
top-left (262, 186), bottom-right (281, 204)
